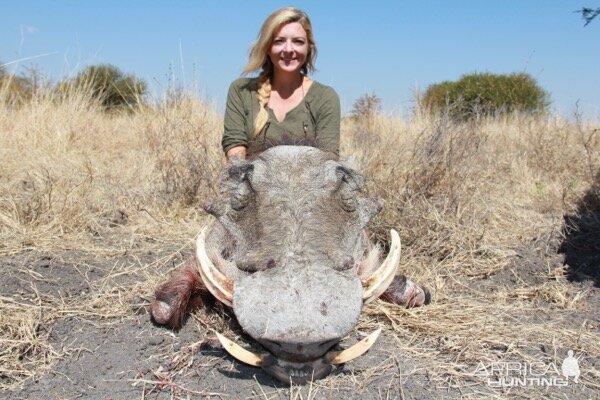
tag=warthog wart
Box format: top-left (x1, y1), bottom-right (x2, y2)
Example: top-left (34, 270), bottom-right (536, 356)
top-left (151, 145), bottom-right (429, 384)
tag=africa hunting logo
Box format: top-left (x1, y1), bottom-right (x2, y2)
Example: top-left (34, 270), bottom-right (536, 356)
top-left (473, 350), bottom-right (581, 387)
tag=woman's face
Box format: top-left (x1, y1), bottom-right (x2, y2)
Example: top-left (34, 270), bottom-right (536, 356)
top-left (269, 22), bottom-right (309, 75)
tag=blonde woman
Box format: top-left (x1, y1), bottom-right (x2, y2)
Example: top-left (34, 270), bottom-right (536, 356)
top-left (222, 7), bottom-right (340, 160)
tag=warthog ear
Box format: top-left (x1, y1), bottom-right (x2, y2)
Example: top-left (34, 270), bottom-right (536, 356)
top-left (334, 165), bottom-right (364, 212)
top-left (221, 160), bottom-right (256, 211)
top-left (335, 165), bottom-right (364, 192)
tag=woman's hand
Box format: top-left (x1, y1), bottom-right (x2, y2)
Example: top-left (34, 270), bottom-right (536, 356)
top-left (226, 146), bottom-right (247, 162)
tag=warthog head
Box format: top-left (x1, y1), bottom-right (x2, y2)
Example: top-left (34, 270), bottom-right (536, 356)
top-left (198, 146), bottom-right (401, 384)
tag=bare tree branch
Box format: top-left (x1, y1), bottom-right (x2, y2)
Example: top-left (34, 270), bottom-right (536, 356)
top-left (576, 7), bottom-right (600, 26)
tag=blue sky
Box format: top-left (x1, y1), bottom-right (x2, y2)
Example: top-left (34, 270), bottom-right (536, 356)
top-left (1, 1), bottom-right (599, 118)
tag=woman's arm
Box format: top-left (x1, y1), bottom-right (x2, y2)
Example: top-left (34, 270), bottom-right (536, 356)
top-left (222, 79), bottom-right (250, 158)
top-left (314, 87), bottom-right (341, 155)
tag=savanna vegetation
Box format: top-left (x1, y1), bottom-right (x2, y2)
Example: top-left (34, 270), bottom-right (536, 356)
top-left (0, 65), bottom-right (598, 398)
top-left (1, 62), bottom-right (146, 109)
top-left (420, 72), bottom-right (550, 120)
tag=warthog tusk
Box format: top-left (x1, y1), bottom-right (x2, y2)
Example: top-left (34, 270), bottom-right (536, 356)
top-left (362, 229), bottom-right (401, 304)
top-left (196, 226), bottom-right (234, 307)
top-left (324, 329), bottom-right (382, 364)
top-left (215, 331), bottom-right (263, 367)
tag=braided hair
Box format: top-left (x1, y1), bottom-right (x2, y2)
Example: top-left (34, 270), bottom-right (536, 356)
top-left (253, 73), bottom-right (272, 138)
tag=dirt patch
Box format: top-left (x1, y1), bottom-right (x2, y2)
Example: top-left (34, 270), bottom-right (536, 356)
top-left (0, 231), bottom-right (598, 399)
top-left (1, 246), bottom-right (444, 399)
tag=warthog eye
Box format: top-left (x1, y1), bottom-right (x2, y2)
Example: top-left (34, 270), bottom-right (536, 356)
top-left (231, 189), bottom-right (251, 211)
top-left (340, 256), bottom-right (355, 270)
top-left (340, 193), bottom-right (358, 212)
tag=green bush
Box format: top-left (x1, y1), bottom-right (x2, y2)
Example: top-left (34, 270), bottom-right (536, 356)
top-left (421, 72), bottom-right (550, 120)
top-left (60, 64), bottom-right (147, 110)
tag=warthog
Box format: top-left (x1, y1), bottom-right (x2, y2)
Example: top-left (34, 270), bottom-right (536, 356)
top-left (151, 145), bottom-right (429, 384)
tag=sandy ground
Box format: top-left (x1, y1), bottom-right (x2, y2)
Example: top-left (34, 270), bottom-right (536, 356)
top-left (1, 222), bottom-right (598, 400)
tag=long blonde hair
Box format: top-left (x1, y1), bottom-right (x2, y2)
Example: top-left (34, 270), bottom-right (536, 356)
top-left (243, 7), bottom-right (317, 137)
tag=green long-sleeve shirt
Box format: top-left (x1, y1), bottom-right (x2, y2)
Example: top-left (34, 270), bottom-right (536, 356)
top-left (222, 77), bottom-right (340, 156)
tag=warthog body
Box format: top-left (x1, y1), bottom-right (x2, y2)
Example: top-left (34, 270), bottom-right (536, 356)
top-left (152, 146), bottom-right (428, 384)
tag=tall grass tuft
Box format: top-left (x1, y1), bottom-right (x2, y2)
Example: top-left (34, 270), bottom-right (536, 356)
top-left (342, 110), bottom-right (598, 283)
top-left (0, 80), bottom-right (222, 254)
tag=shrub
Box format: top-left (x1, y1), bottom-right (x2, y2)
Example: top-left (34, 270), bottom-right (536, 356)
top-left (59, 64), bottom-right (147, 110)
top-left (421, 72), bottom-right (550, 120)
top-left (351, 92), bottom-right (382, 121)
top-left (0, 62), bottom-right (35, 105)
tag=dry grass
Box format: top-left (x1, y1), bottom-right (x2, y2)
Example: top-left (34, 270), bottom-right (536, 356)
top-left (342, 113), bottom-right (600, 397)
top-left (1, 84), bottom-right (599, 397)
